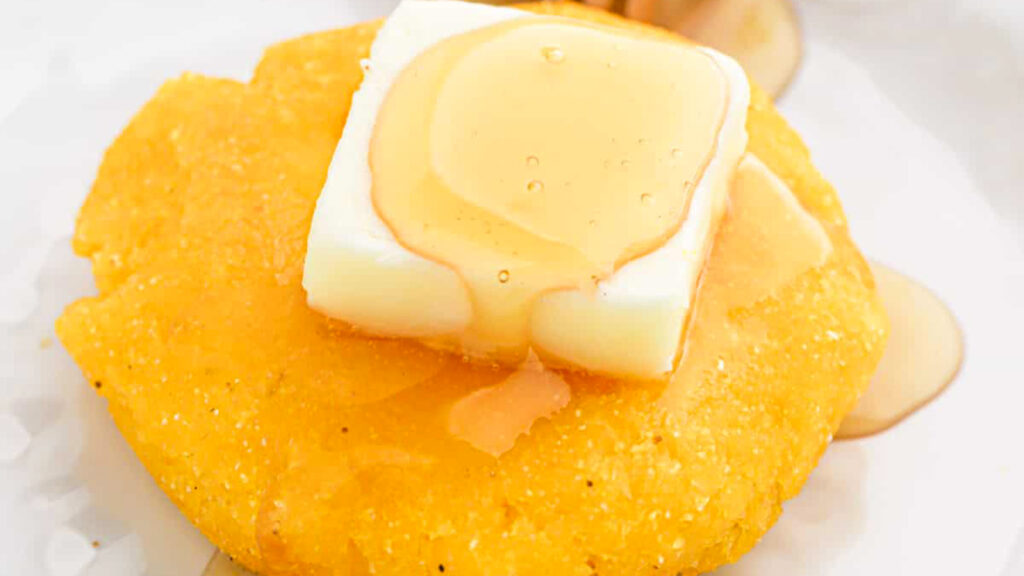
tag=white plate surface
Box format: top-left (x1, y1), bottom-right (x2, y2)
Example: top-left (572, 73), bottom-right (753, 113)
top-left (1, 0), bottom-right (1023, 574)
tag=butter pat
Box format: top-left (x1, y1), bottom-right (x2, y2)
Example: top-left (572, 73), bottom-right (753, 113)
top-left (303, 0), bottom-right (750, 379)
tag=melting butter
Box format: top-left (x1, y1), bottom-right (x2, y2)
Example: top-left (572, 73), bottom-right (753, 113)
top-left (304, 0), bottom-right (749, 380)
top-left (371, 17), bottom-right (730, 359)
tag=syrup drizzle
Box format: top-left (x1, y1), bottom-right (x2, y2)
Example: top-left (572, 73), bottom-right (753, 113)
top-left (836, 263), bottom-right (963, 440)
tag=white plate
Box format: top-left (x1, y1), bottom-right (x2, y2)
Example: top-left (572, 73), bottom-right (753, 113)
top-left (1, 1), bottom-right (1023, 574)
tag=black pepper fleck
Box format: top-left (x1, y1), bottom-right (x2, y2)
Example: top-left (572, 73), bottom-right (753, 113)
top-left (586, 480), bottom-right (594, 488)
top-left (93, 381), bottom-right (103, 390)
top-left (438, 564), bottom-right (445, 573)
top-left (341, 427), bottom-right (349, 434)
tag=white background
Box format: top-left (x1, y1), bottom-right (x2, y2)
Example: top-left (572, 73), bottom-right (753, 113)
top-left (1, 0), bottom-right (1023, 575)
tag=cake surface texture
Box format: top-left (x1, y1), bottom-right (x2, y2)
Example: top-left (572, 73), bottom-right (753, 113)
top-left (56, 3), bottom-right (888, 575)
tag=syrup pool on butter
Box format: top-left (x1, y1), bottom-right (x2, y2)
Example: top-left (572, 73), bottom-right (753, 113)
top-left (303, 0), bottom-right (750, 379)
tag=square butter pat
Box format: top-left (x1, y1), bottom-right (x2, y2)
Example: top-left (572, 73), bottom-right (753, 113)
top-left (303, 0), bottom-right (750, 379)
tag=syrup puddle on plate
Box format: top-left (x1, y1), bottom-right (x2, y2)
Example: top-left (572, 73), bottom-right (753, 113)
top-left (836, 262), bottom-right (964, 440)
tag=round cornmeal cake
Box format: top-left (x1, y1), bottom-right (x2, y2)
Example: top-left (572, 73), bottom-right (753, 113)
top-left (57, 3), bottom-right (888, 575)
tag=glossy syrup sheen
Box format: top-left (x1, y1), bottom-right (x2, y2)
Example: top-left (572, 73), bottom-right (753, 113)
top-left (253, 153), bottom-right (838, 491)
top-left (661, 155), bottom-right (831, 407)
top-left (56, 5), bottom-right (892, 572)
top-left (370, 17), bottom-right (729, 356)
top-left (442, 155), bottom-right (833, 456)
top-left (836, 263), bottom-right (963, 439)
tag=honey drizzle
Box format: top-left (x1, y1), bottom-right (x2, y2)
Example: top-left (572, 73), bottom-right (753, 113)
top-left (660, 154), bottom-right (832, 407)
top-left (371, 17), bottom-right (731, 360)
top-left (836, 263), bottom-right (963, 440)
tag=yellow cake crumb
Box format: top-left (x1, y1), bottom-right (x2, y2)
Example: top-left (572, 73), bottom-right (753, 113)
top-left (56, 3), bottom-right (886, 575)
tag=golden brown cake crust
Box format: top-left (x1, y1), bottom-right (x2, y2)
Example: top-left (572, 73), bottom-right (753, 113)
top-left (56, 3), bottom-right (886, 574)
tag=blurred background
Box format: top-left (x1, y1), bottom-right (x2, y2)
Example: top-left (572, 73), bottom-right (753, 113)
top-left (1, 1), bottom-right (1023, 575)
